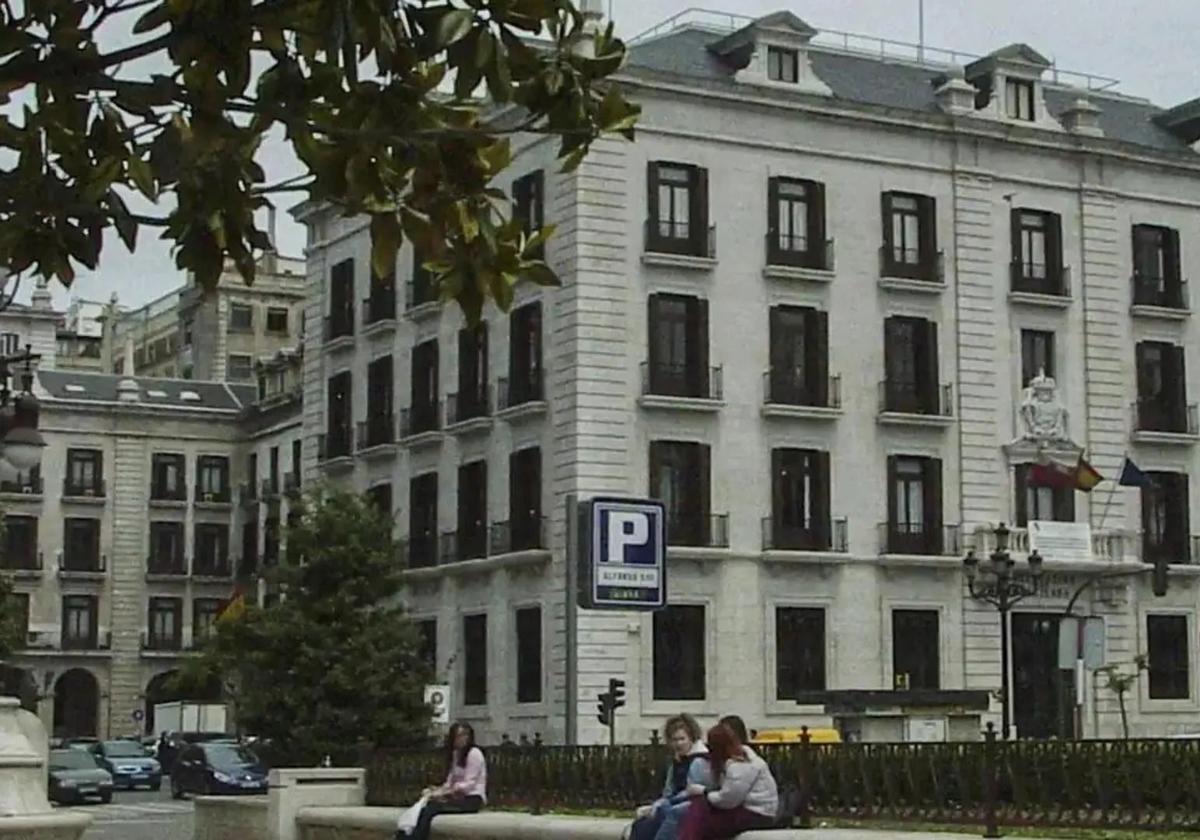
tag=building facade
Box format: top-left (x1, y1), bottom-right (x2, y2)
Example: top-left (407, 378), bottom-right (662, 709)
top-left (290, 9), bottom-right (1200, 745)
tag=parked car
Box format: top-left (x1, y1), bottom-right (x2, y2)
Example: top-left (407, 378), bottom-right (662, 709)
top-left (90, 740), bottom-right (162, 791)
top-left (63, 737), bottom-right (100, 751)
top-left (157, 730), bottom-right (230, 775)
top-left (47, 749), bottom-right (113, 804)
top-left (171, 742), bottom-right (268, 798)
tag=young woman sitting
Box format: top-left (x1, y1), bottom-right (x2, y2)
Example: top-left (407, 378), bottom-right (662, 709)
top-left (677, 723), bottom-right (777, 840)
top-left (397, 721), bottom-right (486, 840)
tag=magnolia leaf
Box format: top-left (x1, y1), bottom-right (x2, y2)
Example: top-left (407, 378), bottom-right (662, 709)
top-left (128, 155), bottom-right (157, 200)
top-left (434, 9), bottom-right (475, 49)
top-left (521, 261), bottom-right (560, 287)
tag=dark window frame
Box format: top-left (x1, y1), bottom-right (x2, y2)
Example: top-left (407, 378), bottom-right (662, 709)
top-left (509, 447), bottom-right (542, 552)
top-left (65, 449), bottom-right (103, 495)
top-left (408, 472), bottom-right (438, 569)
top-left (1020, 329), bottom-right (1055, 386)
top-left (771, 448), bottom-right (832, 550)
top-left (410, 339), bottom-right (440, 434)
top-left (228, 302), bottom-right (254, 332)
top-left (881, 191), bottom-right (938, 280)
top-left (1010, 208), bottom-right (1065, 294)
top-left (456, 460), bottom-right (488, 561)
top-left (883, 316), bottom-right (941, 415)
top-left (325, 370), bottom-right (353, 456)
top-left (455, 322), bottom-right (489, 421)
top-left (649, 441), bottom-right (712, 548)
top-left (1141, 471), bottom-right (1190, 563)
top-left (366, 354), bottom-right (395, 446)
top-left (893, 609), bottom-right (941, 690)
top-left (227, 354), bottom-right (254, 381)
top-left (63, 517), bottom-right (101, 571)
top-left (196, 455), bottom-right (230, 500)
top-left (1135, 341), bottom-right (1189, 433)
top-left (1147, 614), bottom-right (1190, 700)
top-left (1005, 77), bottom-right (1036, 121)
top-left (1132, 224), bottom-right (1184, 308)
top-left (193, 523), bottom-right (229, 575)
top-left (652, 604), bottom-right (706, 700)
top-left (647, 293), bottom-right (710, 399)
top-left (2, 514), bottom-right (37, 570)
top-left (265, 306), bottom-right (289, 334)
top-left (886, 456), bottom-right (944, 555)
top-left (646, 162), bottom-right (709, 257)
top-left (61, 594), bottom-right (99, 649)
top-left (513, 170), bottom-right (546, 258)
top-left (507, 301), bottom-right (543, 406)
top-left (768, 305), bottom-right (829, 406)
top-left (515, 606), bottom-right (543, 704)
top-left (193, 598), bottom-right (224, 645)
top-left (148, 597), bottom-right (183, 649)
top-left (1013, 464), bottom-right (1074, 526)
top-left (776, 606), bottom-right (826, 698)
top-left (148, 521), bottom-right (185, 573)
top-left (766, 45), bottom-right (799, 83)
top-left (767, 177), bottom-right (826, 269)
top-left (151, 453), bottom-right (187, 500)
top-left (463, 613), bottom-right (488, 706)
top-left (328, 259), bottom-right (356, 338)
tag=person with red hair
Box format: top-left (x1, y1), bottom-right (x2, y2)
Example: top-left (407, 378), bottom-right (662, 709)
top-left (677, 722), bottom-right (777, 839)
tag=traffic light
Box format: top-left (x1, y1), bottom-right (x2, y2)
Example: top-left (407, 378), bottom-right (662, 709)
top-left (1153, 556), bottom-right (1169, 597)
top-left (609, 678), bottom-right (626, 712)
top-left (596, 690), bottom-right (613, 726)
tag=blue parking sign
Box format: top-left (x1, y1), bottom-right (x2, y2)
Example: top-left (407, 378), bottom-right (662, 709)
top-left (579, 497), bottom-right (667, 610)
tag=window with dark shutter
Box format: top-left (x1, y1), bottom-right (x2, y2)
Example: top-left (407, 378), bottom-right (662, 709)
top-left (1136, 342), bottom-right (1189, 433)
top-left (410, 249), bottom-right (436, 308)
top-left (767, 178), bottom-right (826, 268)
top-left (507, 302), bottom-right (543, 406)
top-left (366, 270), bottom-right (396, 324)
top-left (241, 520), bottom-right (258, 574)
top-left (410, 339), bottom-right (440, 434)
top-left (887, 456), bottom-right (943, 555)
top-left (893, 609), bottom-right (940, 689)
top-left (266, 307), bottom-right (289, 334)
top-left (767, 46), bottom-right (799, 83)
top-left (455, 323), bottom-right (489, 421)
top-left (1005, 78), bottom-right (1035, 121)
top-left (776, 607), bottom-right (826, 698)
top-left (417, 619), bottom-right (437, 671)
top-left (1147, 614), bottom-right (1190, 699)
top-left (650, 441), bottom-right (712, 547)
top-left (770, 449), bottom-right (831, 550)
top-left (62, 595), bottom-right (98, 649)
top-left (1013, 464), bottom-right (1074, 526)
top-left (463, 613), bottom-right (488, 706)
top-left (647, 162), bottom-right (709, 256)
top-left (653, 605), bottom-right (706, 700)
top-left (193, 598), bottom-right (224, 644)
top-left (1142, 472), bottom-right (1190, 563)
top-left (366, 355), bottom-right (394, 447)
top-left (456, 460), bottom-right (487, 561)
top-left (647, 294), bottom-right (710, 398)
top-left (197, 456), bottom-right (230, 500)
top-left (513, 170), bottom-right (546, 258)
top-left (1011, 209), bottom-right (1064, 294)
top-left (229, 303), bottom-right (254, 332)
top-left (367, 483), bottom-right (392, 518)
top-left (884, 317), bottom-right (940, 414)
top-left (148, 597), bottom-right (182, 649)
top-left (66, 449), bottom-right (103, 496)
top-left (881, 192), bottom-right (937, 280)
top-left (1020, 329), bottom-right (1055, 386)
top-left (509, 447), bottom-right (542, 551)
top-left (148, 522), bottom-right (184, 574)
top-left (63, 518), bottom-right (101, 571)
top-left (2, 515), bottom-right (37, 570)
top-left (768, 305), bottom-right (828, 406)
top-left (409, 472), bottom-right (438, 569)
top-left (1132, 225), bottom-right (1184, 308)
top-left (325, 371), bottom-right (352, 457)
top-left (328, 260), bottom-right (355, 338)
top-left (516, 606), bottom-right (542, 703)
top-left (194, 524), bottom-right (229, 575)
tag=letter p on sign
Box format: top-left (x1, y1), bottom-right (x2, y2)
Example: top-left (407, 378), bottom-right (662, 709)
top-left (607, 511), bottom-right (649, 564)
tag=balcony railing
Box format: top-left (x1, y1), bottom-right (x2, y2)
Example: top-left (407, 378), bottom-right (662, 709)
top-left (765, 234), bottom-right (834, 271)
top-left (0, 473), bottom-right (42, 495)
top-left (60, 553), bottom-right (107, 575)
top-left (644, 219), bottom-right (717, 259)
top-left (763, 371), bottom-right (841, 409)
top-left (239, 481), bottom-right (258, 507)
top-left (195, 486), bottom-right (232, 504)
top-left (497, 371), bottom-right (544, 410)
top-left (149, 484), bottom-right (187, 502)
top-left (260, 478), bottom-right (282, 499)
top-left (406, 275), bottom-right (438, 310)
top-left (63, 478), bottom-right (106, 498)
top-left (1132, 275), bottom-right (1188, 309)
top-left (146, 556), bottom-right (187, 577)
top-left (140, 631), bottom-right (182, 652)
top-left (761, 517), bottom-right (849, 552)
top-left (979, 526), bottom-right (1138, 563)
top-left (1011, 262), bottom-right (1071, 296)
top-left (879, 246), bottom-right (944, 283)
top-left (0, 550), bottom-right (42, 574)
top-left (879, 381), bottom-right (954, 417)
top-left (641, 362), bottom-right (723, 401)
top-left (489, 517), bottom-right (547, 555)
top-left (283, 472), bottom-right (301, 496)
top-left (363, 290), bottom-right (397, 325)
top-left (439, 529), bottom-right (488, 564)
top-left (399, 532), bottom-right (439, 570)
top-left (357, 414), bottom-right (397, 450)
top-left (323, 311), bottom-right (354, 342)
top-left (665, 512), bottom-right (729, 548)
top-left (1131, 400), bottom-right (1198, 435)
top-left (61, 630), bottom-right (111, 652)
top-left (319, 428), bottom-right (353, 461)
top-left (193, 557), bottom-right (233, 578)
top-left (878, 522), bottom-right (961, 556)
top-left (446, 387), bottom-right (491, 426)
top-left (400, 403), bottom-right (442, 438)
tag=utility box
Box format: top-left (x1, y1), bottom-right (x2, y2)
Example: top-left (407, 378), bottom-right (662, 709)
top-left (152, 701), bottom-right (228, 734)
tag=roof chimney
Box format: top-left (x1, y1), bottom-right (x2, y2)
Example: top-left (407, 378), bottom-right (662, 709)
top-left (117, 335), bottom-right (139, 402)
top-left (30, 275), bottom-right (51, 311)
top-left (267, 205), bottom-right (278, 252)
top-left (934, 65), bottom-right (977, 115)
top-left (1060, 97), bottom-right (1104, 137)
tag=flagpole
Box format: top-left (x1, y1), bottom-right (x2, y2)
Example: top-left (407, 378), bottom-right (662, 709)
top-left (1095, 452), bottom-right (1126, 532)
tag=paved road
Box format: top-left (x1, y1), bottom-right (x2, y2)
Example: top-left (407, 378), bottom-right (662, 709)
top-left (61, 785), bottom-right (193, 840)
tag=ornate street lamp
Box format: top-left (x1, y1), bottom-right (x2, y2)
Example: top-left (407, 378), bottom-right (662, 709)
top-left (963, 522), bottom-right (1044, 740)
top-left (0, 346), bottom-right (45, 476)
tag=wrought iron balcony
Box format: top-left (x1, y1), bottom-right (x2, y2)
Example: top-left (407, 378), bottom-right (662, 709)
top-left (318, 428), bottom-right (354, 461)
top-left (323, 312), bottom-right (354, 342)
top-left (400, 403), bottom-right (442, 438)
top-left (140, 630), bottom-right (182, 652)
top-left (446, 387), bottom-right (491, 426)
top-left (761, 517), bottom-right (849, 552)
top-left (489, 517), bottom-right (547, 555)
top-left (497, 371), bottom-right (544, 411)
top-left (1131, 400), bottom-right (1198, 436)
top-left (1010, 261), bottom-right (1071, 297)
top-left (878, 522), bottom-right (961, 556)
top-left (146, 556), bottom-right (187, 577)
top-left (665, 512), bottom-right (729, 549)
top-left (644, 219), bottom-right (717, 259)
top-left (0, 473), bottom-right (42, 495)
top-left (63, 478), bottom-right (106, 499)
top-left (1132, 275), bottom-right (1188, 310)
top-left (879, 381), bottom-right (954, 417)
top-left (763, 371), bottom-right (841, 409)
top-left (641, 362), bottom-right (723, 401)
top-left (765, 234), bottom-right (834, 271)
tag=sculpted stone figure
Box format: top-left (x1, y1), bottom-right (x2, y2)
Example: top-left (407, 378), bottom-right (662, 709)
top-left (1019, 371), bottom-right (1069, 442)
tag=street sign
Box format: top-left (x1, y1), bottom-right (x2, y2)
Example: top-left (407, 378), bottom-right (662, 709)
top-left (578, 497), bottom-right (667, 610)
top-left (424, 684), bottom-right (450, 725)
top-left (1057, 616), bottom-right (1106, 670)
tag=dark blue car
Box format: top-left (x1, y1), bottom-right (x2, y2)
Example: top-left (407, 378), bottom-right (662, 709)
top-left (91, 740), bottom-right (162, 791)
top-left (171, 742), bottom-right (267, 798)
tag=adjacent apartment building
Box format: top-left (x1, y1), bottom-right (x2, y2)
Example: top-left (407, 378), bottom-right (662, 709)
top-left (292, 8), bottom-right (1200, 744)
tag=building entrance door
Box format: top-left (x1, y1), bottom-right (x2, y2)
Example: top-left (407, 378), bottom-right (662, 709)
top-left (1011, 613), bottom-right (1073, 739)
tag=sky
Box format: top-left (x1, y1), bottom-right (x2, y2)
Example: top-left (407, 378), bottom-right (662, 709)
top-left (48, 0), bottom-right (1200, 311)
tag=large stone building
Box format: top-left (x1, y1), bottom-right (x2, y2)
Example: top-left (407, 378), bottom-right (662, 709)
top-left (296, 7), bottom-right (1200, 745)
top-left (107, 249), bottom-right (306, 383)
top-left (0, 298), bottom-right (305, 739)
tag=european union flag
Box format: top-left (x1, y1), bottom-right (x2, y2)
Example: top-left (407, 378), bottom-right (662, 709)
top-left (1118, 458), bottom-right (1151, 488)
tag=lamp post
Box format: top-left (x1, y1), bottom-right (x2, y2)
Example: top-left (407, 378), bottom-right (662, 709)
top-left (0, 345), bottom-right (45, 477)
top-left (963, 522), bottom-right (1044, 740)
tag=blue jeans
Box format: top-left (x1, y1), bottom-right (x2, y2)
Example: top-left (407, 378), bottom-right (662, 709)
top-left (630, 808), bottom-right (665, 840)
top-left (653, 801), bottom-right (691, 840)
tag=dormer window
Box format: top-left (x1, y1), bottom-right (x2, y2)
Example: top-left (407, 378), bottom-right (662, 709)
top-left (1006, 78), bottom-right (1035, 121)
top-left (767, 46), bottom-right (798, 83)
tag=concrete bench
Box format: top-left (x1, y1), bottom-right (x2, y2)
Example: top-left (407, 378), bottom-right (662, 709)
top-left (293, 808), bottom-right (1036, 840)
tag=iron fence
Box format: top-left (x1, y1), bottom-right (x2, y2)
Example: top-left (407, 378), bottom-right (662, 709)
top-left (362, 732), bottom-right (1200, 831)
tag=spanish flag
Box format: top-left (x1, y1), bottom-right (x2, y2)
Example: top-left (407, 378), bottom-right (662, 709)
top-left (217, 592), bottom-right (247, 625)
top-left (1074, 456), bottom-right (1103, 492)
top-left (1029, 455), bottom-right (1103, 492)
